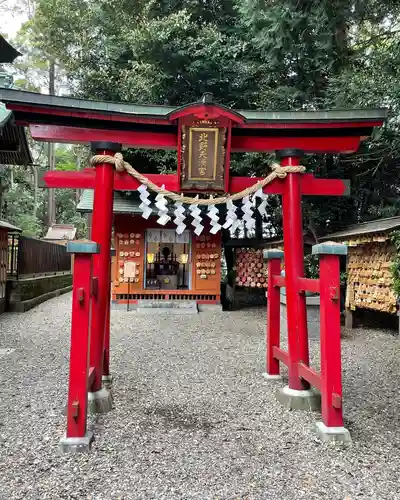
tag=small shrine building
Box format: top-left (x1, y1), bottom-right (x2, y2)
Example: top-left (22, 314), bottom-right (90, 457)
top-left (77, 191), bottom-right (222, 307)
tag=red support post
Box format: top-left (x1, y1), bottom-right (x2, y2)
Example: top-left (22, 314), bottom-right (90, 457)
top-left (317, 246), bottom-right (346, 427)
top-left (263, 249), bottom-right (284, 378)
top-left (312, 241), bottom-right (351, 442)
top-left (89, 142), bottom-right (119, 403)
top-left (281, 150), bottom-right (309, 390)
top-left (60, 241), bottom-right (99, 453)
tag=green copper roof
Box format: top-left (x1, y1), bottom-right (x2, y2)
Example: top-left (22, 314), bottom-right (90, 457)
top-left (0, 89), bottom-right (388, 124)
top-left (77, 190), bottom-right (144, 214)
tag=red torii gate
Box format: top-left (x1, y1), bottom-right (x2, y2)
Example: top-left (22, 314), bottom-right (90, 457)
top-left (0, 88), bottom-right (386, 451)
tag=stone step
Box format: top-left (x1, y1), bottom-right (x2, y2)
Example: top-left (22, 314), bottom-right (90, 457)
top-left (136, 300), bottom-right (198, 314)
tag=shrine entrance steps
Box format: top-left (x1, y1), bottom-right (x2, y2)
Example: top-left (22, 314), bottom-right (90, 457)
top-left (134, 299), bottom-right (198, 314)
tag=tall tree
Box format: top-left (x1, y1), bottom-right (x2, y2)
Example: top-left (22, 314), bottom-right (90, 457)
top-left (15, 0), bottom-right (400, 235)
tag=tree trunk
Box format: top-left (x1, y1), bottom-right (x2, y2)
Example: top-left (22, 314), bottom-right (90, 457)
top-left (47, 60), bottom-right (56, 227)
top-left (33, 165), bottom-right (38, 218)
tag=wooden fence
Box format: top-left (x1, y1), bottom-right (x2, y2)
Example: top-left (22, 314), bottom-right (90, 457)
top-left (9, 235), bottom-right (71, 278)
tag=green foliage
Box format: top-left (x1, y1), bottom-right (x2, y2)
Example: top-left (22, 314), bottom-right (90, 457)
top-left (304, 253), bottom-right (319, 280)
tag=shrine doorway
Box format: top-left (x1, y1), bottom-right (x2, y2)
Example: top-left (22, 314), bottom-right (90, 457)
top-left (145, 228), bottom-right (191, 290)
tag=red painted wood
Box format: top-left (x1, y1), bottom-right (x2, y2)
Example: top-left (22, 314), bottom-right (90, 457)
top-left (42, 169), bottom-right (348, 198)
top-left (266, 258), bottom-right (282, 376)
top-left (41, 169), bottom-right (181, 192)
top-left (10, 104), bottom-right (171, 125)
top-left (89, 149), bottom-right (114, 392)
top-left (271, 274), bottom-right (286, 288)
top-left (235, 120), bottom-right (383, 130)
top-left (103, 259), bottom-right (112, 377)
top-left (298, 277), bottom-right (320, 294)
top-left (231, 135), bottom-right (361, 153)
top-left (230, 175), bottom-right (349, 196)
top-left (42, 169), bottom-right (95, 189)
top-left (319, 253), bottom-right (344, 427)
top-left (300, 176), bottom-right (349, 196)
top-left (168, 103), bottom-right (244, 123)
top-left (66, 252), bottom-right (93, 438)
top-left (177, 118), bottom-right (182, 189)
top-left (282, 155), bottom-right (309, 390)
top-left (272, 346), bottom-right (289, 366)
top-left (224, 122), bottom-right (232, 193)
top-left (298, 363), bottom-right (321, 391)
top-left (30, 124), bottom-right (177, 149)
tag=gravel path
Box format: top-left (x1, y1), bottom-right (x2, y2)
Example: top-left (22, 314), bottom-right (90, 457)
top-left (1, 293), bottom-right (400, 499)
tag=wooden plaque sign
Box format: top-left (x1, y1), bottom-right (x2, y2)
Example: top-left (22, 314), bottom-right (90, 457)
top-left (180, 118), bottom-right (228, 192)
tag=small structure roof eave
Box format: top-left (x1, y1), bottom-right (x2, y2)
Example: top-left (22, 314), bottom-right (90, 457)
top-left (43, 224), bottom-right (77, 241)
top-left (0, 104), bottom-right (33, 165)
top-left (77, 189), bottom-right (148, 215)
top-left (321, 216), bottom-right (400, 241)
top-left (0, 36), bottom-right (21, 64)
top-left (0, 219), bottom-right (22, 232)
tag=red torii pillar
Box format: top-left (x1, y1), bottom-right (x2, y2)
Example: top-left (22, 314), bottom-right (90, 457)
top-left (263, 149), bottom-right (320, 408)
top-left (86, 141), bottom-right (120, 414)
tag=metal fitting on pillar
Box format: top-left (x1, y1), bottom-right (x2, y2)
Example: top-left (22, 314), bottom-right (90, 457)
top-left (276, 148), bottom-right (304, 161)
top-left (91, 141), bottom-right (122, 154)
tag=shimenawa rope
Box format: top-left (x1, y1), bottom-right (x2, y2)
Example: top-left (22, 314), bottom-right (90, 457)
top-left (90, 152), bottom-right (305, 205)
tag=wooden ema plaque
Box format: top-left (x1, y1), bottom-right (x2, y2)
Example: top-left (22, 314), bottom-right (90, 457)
top-left (180, 117), bottom-right (229, 192)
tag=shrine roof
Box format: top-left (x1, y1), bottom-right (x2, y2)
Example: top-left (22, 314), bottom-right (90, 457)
top-left (0, 103), bottom-right (33, 165)
top-left (77, 190), bottom-right (217, 215)
top-left (43, 224), bottom-right (77, 241)
top-left (0, 88), bottom-right (387, 126)
top-left (0, 35), bottom-right (21, 64)
top-left (77, 190), bottom-right (149, 214)
top-left (322, 216), bottom-right (400, 240)
top-left (0, 219), bottom-right (21, 232)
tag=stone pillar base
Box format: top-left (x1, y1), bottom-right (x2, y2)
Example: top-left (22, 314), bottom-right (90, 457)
top-left (276, 385), bottom-right (321, 411)
top-left (88, 387), bottom-right (113, 414)
top-left (59, 431), bottom-right (94, 453)
top-left (262, 373), bottom-right (282, 381)
top-left (315, 422), bottom-right (352, 444)
top-left (102, 374), bottom-right (113, 389)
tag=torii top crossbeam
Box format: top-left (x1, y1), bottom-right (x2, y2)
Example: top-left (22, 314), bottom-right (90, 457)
top-left (0, 88), bottom-right (387, 197)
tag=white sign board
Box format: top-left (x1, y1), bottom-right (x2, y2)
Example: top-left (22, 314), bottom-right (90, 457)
top-left (176, 230), bottom-right (190, 244)
top-left (161, 229), bottom-right (176, 244)
top-left (123, 261), bottom-right (136, 278)
top-left (147, 229), bottom-right (161, 243)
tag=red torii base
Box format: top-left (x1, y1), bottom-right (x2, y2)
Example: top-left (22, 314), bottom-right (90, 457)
top-left (264, 243), bottom-right (351, 444)
top-left (54, 145), bottom-right (351, 451)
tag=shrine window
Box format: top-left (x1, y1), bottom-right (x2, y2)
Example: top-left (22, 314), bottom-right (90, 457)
top-left (145, 229), bottom-right (191, 290)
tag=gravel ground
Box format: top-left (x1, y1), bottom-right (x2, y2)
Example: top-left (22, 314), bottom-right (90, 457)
top-left (1, 293), bottom-right (400, 500)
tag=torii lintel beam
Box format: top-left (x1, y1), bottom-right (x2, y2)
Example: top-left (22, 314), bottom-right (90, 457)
top-left (39, 169), bottom-right (350, 197)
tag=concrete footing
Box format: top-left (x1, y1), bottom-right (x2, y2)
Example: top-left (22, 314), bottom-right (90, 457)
top-left (102, 374), bottom-right (113, 389)
top-left (276, 385), bottom-right (321, 411)
top-left (88, 387), bottom-right (113, 414)
top-left (315, 421), bottom-right (352, 444)
top-left (262, 373), bottom-right (282, 381)
top-left (59, 431), bottom-right (94, 453)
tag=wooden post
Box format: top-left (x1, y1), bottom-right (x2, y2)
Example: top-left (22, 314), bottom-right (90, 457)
top-left (89, 142), bottom-right (120, 401)
top-left (60, 241), bottom-right (99, 453)
top-left (313, 242), bottom-right (351, 442)
top-left (263, 249), bottom-right (284, 378)
top-left (345, 308), bottom-right (354, 329)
